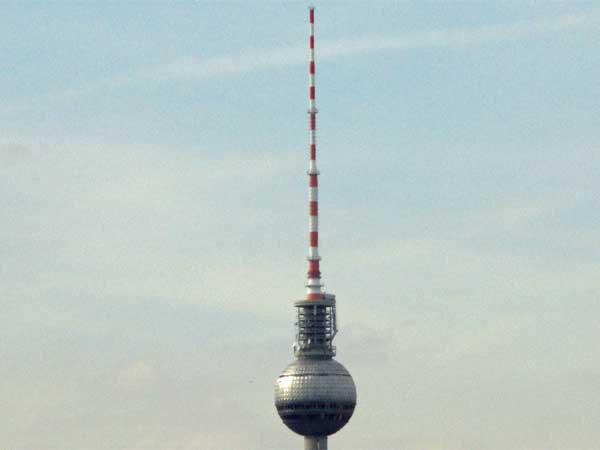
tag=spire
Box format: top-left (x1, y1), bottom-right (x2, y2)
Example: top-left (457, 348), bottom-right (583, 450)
top-left (306, 6), bottom-right (323, 301)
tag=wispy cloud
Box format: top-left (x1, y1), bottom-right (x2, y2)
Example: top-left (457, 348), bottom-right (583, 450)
top-left (117, 8), bottom-right (600, 84)
top-left (2, 7), bottom-right (598, 115)
top-left (320, 7), bottom-right (600, 57)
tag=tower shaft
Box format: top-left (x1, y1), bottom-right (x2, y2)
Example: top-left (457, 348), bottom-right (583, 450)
top-left (305, 436), bottom-right (327, 450)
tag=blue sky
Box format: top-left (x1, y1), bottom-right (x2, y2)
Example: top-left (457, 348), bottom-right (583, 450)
top-left (2, 1), bottom-right (600, 448)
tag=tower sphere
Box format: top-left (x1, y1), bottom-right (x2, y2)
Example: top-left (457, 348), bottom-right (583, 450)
top-left (274, 358), bottom-right (357, 437)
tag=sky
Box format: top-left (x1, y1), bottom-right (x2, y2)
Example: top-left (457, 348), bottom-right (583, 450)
top-left (2, 1), bottom-right (600, 448)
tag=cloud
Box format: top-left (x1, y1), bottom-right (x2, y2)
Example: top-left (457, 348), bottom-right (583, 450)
top-left (0, 138), bottom-right (301, 323)
top-left (320, 7), bottom-right (600, 57)
top-left (0, 143), bottom-right (31, 162)
top-left (114, 360), bottom-right (158, 390)
top-left (3, 7), bottom-right (598, 114)
top-left (3, 134), bottom-right (600, 447)
top-left (109, 8), bottom-right (600, 84)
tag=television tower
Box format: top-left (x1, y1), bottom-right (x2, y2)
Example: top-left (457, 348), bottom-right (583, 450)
top-left (274, 7), bottom-right (357, 450)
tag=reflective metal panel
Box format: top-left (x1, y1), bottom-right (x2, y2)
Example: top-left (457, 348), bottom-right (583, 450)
top-left (274, 358), bottom-right (356, 436)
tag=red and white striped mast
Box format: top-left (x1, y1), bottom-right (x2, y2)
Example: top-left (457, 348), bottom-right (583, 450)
top-left (306, 6), bottom-right (323, 301)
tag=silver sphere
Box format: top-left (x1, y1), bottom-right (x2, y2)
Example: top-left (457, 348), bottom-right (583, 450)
top-left (274, 358), bottom-right (357, 437)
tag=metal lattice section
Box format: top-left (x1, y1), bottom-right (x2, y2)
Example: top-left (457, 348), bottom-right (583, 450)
top-left (293, 294), bottom-right (337, 358)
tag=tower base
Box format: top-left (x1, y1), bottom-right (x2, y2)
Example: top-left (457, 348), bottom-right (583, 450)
top-left (305, 436), bottom-right (327, 450)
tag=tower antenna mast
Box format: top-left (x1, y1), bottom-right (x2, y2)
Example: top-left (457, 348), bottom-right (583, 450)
top-left (306, 5), bottom-right (323, 301)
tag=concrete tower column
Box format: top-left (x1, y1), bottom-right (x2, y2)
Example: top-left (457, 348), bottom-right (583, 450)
top-left (305, 436), bottom-right (327, 450)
